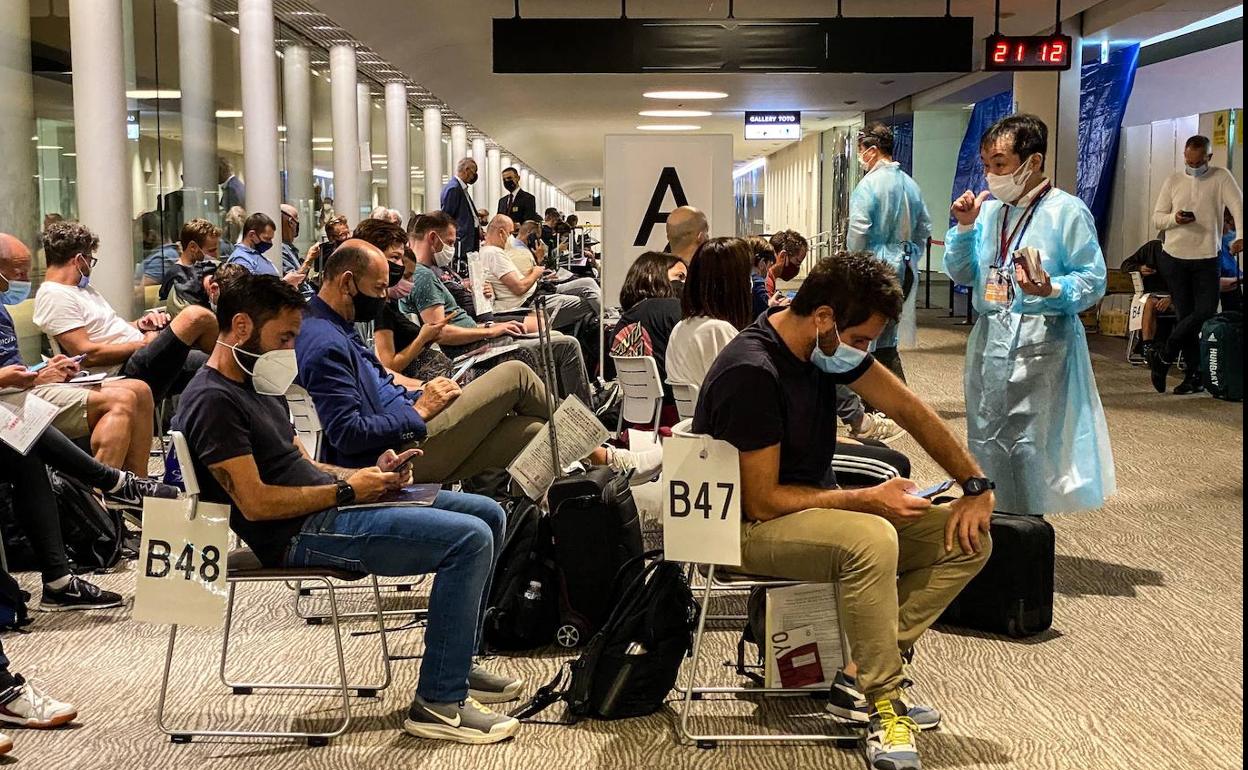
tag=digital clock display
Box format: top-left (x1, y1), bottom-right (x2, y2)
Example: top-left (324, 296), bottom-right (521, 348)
top-left (985, 34), bottom-right (1073, 72)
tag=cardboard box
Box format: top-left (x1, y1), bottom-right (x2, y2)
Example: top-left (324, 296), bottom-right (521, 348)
top-left (1106, 269), bottom-right (1136, 295)
top-left (1079, 306), bottom-right (1100, 333)
top-left (1098, 294), bottom-right (1133, 337)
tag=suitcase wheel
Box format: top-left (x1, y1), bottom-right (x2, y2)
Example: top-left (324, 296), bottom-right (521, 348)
top-left (555, 622), bottom-right (583, 648)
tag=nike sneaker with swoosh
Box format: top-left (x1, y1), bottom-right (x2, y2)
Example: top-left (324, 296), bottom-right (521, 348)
top-left (404, 695), bottom-right (519, 744)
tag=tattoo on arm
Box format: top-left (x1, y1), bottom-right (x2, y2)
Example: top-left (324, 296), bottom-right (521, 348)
top-left (209, 466), bottom-right (240, 500)
top-left (315, 462), bottom-right (355, 481)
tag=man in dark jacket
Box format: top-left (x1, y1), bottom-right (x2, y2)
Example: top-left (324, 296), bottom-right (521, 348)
top-left (497, 167), bottom-right (538, 225)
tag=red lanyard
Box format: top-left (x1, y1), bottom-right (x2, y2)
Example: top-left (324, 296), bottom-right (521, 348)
top-left (996, 182), bottom-right (1052, 268)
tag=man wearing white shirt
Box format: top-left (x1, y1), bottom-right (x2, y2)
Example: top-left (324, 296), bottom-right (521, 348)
top-left (1148, 135), bottom-right (1244, 394)
top-left (33, 221), bottom-right (218, 402)
top-left (478, 215), bottom-right (595, 327)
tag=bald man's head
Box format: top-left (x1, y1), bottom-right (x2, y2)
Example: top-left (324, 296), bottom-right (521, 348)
top-left (486, 214), bottom-right (514, 248)
top-left (666, 206), bottom-right (709, 261)
top-left (0, 233), bottom-right (32, 275)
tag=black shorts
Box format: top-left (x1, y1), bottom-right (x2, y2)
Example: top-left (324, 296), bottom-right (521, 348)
top-left (121, 326), bottom-right (208, 401)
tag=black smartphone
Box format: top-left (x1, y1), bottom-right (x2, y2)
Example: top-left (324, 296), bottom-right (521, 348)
top-left (914, 479), bottom-right (956, 500)
top-left (1178, 210), bottom-right (1195, 221)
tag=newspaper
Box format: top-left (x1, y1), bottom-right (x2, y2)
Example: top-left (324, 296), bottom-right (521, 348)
top-left (0, 392), bottom-right (61, 455)
top-left (466, 251), bottom-right (494, 315)
top-left (507, 395), bottom-right (609, 500)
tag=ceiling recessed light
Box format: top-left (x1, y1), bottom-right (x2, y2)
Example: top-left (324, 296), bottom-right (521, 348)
top-left (126, 89), bottom-right (180, 99)
top-left (638, 109), bottom-right (712, 118)
top-left (643, 90), bottom-right (727, 100)
top-left (312, 137), bottom-right (333, 143)
top-left (636, 124), bottom-right (701, 131)
top-left (215, 109), bottom-right (243, 118)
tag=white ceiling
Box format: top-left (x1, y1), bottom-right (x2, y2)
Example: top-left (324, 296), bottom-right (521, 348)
top-left (307, 0), bottom-right (1203, 197)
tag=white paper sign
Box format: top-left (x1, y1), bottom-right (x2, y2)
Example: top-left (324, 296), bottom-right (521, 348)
top-left (133, 496), bottom-right (230, 629)
top-left (661, 434), bottom-right (741, 566)
top-left (602, 134), bottom-right (735, 308)
top-left (0, 392), bottom-right (60, 455)
top-left (1128, 292), bottom-right (1153, 332)
top-left (466, 252), bottom-right (494, 315)
top-left (764, 583), bottom-right (850, 689)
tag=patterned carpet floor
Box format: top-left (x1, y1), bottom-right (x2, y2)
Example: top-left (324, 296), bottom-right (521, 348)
top-left (3, 309), bottom-right (1242, 769)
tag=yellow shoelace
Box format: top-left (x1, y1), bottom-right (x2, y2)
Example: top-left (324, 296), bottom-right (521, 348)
top-left (874, 700), bottom-right (919, 747)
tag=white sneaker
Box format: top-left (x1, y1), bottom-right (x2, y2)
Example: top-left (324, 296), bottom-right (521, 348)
top-left (850, 412), bottom-right (906, 444)
top-left (607, 445), bottom-right (664, 485)
top-left (0, 677), bottom-right (78, 728)
top-left (0, 731), bottom-right (11, 754)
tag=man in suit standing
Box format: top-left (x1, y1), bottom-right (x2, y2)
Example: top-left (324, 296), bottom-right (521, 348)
top-left (441, 158), bottom-right (481, 259)
top-left (498, 166), bottom-right (539, 225)
top-left (218, 158), bottom-right (246, 213)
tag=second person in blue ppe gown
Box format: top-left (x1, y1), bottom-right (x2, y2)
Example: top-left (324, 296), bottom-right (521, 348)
top-left (944, 113), bottom-right (1115, 517)
top-left (848, 122), bottom-right (932, 383)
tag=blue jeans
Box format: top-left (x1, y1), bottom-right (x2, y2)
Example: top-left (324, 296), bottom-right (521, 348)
top-left (284, 491), bottom-right (506, 704)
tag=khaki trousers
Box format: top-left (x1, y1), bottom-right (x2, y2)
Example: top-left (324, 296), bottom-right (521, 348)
top-left (740, 505), bottom-right (990, 700)
top-left (404, 361), bottom-right (548, 483)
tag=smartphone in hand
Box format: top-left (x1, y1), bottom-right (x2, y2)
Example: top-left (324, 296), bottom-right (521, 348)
top-left (914, 479), bottom-right (956, 500)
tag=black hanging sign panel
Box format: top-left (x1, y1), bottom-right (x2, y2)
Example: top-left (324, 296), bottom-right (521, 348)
top-left (984, 34), bottom-right (1074, 72)
top-left (494, 17), bottom-right (975, 74)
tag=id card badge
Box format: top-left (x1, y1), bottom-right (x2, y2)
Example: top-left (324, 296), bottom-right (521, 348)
top-left (984, 267), bottom-right (1011, 305)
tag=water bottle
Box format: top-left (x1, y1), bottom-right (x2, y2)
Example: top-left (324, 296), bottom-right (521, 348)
top-left (523, 580), bottom-right (542, 603)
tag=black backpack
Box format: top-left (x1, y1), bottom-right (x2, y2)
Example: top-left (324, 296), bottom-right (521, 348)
top-left (482, 499), bottom-right (561, 651)
top-left (1200, 311), bottom-right (1243, 401)
top-left (513, 552), bottom-right (699, 723)
top-left (48, 470), bottom-right (128, 572)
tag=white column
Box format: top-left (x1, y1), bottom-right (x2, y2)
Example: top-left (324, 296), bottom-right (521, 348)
top-left (384, 82), bottom-right (410, 224)
top-left (239, 0), bottom-right (282, 264)
top-left (356, 83), bottom-right (373, 215)
top-left (519, 168), bottom-right (530, 202)
top-left (283, 44), bottom-right (313, 253)
top-left (486, 148), bottom-right (501, 217)
top-left (69, 0), bottom-right (133, 315)
top-left (1013, 20), bottom-right (1082, 190)
top-left (500, 155), bottom-right (511, 174)
top-left (409, 118), bottom-right (424, 213)
top-left (450, 125), bottom-right (468, 208)
top-left (471, 137), bottom-right (487, 211)
top-left (177, 0), bottom-right (214, 223)
top-left (330, 45), bottom-right (360, 226)
top-left (422, 107), bottom-right (442, 212)
top-left (0, 0), bottom-right (37, 245)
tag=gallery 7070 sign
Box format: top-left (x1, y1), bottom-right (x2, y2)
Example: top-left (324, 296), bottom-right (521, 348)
top-left (602, 134), bottom-right (734, 308)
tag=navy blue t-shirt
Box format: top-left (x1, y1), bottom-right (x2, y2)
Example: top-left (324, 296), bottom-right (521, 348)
top-left (0, 305), bottom-right (22, 367)
top-left (692, 308), bottom-right (873, 488)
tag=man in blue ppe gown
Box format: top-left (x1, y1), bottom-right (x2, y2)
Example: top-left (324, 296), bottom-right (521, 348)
top-left (848, 122), bottom-right (932, 382)
top-left (944, 114), bottom-right (1115, 516)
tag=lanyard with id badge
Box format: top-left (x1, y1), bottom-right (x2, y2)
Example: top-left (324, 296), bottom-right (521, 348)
top-left (987, 184), bottom-right (1052, 306)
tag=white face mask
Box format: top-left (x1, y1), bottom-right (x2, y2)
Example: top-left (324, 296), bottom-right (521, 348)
top-left (986, 154), bottom-right (1039, 204)
top-left (857, 150), bottom-right (873, 172)
top-left (218, 341), bottom-right (298, 396)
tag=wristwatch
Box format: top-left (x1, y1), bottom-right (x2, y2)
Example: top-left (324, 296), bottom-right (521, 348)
top-left (334, 479), bottom-right (356, 507)
top-left (961, 477), bottom-right (996, 497)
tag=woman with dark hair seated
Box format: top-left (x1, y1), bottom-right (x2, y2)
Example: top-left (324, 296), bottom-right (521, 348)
top-left (667, 238), bottom-right (913, 488)
top-left (605, 251), bottom-right (686, 422)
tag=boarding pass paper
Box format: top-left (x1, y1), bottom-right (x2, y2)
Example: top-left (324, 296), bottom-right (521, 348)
top-left (764, 583), bottom-right (850, 689)
top-left (507, 396), bottom-right (609, 500)
top-left (0, 393), bottom-right (60, 455)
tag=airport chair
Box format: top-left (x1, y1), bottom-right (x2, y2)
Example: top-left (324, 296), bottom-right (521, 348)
top-left (668, 419), bottom-right (860, 750)
top-left (669, 381), bottom-right (700, 421)
top-left (156, 432), bottom-right (392, 747)
top-left (610, 355), bottom-right (664, 436)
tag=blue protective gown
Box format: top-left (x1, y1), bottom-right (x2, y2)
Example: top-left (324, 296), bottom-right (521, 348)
top-left (848, 161), bottom-right (932, 349)
top-left (943, 185), bottom-right (1116, 516)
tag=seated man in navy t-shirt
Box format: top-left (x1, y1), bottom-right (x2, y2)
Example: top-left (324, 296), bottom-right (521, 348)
top-left (693, 251), bottom-right (994, 770)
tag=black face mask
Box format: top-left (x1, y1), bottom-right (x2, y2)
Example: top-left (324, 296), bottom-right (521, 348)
top-left (387, 261), bottom-right (405, 288)
top-left (503, 179), bottom-right (518, 192)
top-left (351, 281), bottom-right (387, 322)
top-left (467, 172), bottom-right (479, 185)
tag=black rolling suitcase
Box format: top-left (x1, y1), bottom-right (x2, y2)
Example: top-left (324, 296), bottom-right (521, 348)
top-left (533, 297), bottom-right (644, 648)
top-left (938, 513), bottom-right (1054, 638)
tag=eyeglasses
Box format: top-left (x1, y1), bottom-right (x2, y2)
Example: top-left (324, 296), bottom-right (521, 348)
top-left (78, 254), bottom-right (99, 269)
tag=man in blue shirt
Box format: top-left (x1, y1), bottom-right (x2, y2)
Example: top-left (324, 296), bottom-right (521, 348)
top-left (224, 212), bottom-right (280, 277)
top-left (138, 210), bottom-right (181, 287)
top-left (1219, 212), bottom-right (1243, 313)
top-left (295, 239), bottom-right (553, 481)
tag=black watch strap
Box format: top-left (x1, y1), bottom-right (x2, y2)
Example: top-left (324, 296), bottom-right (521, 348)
top-left (335, 480), bottom-right (356, 507)
top-left (961, 477), bottom-right (995, 497)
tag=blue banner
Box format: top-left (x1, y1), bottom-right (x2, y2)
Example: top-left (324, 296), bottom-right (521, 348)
top-left (949, 91), bottom-right (1014, 225)
top-left (1078, 44), bottom-right (1140, 239)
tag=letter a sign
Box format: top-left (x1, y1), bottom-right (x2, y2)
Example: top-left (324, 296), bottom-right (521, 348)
top-left (603, 134), bottom-right (734, 308)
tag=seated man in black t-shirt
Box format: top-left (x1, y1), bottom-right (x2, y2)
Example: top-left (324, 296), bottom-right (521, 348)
top-left (172, 273), bottom-right (523, 746)
top-left (692, 252), bottom-right (995, 770)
